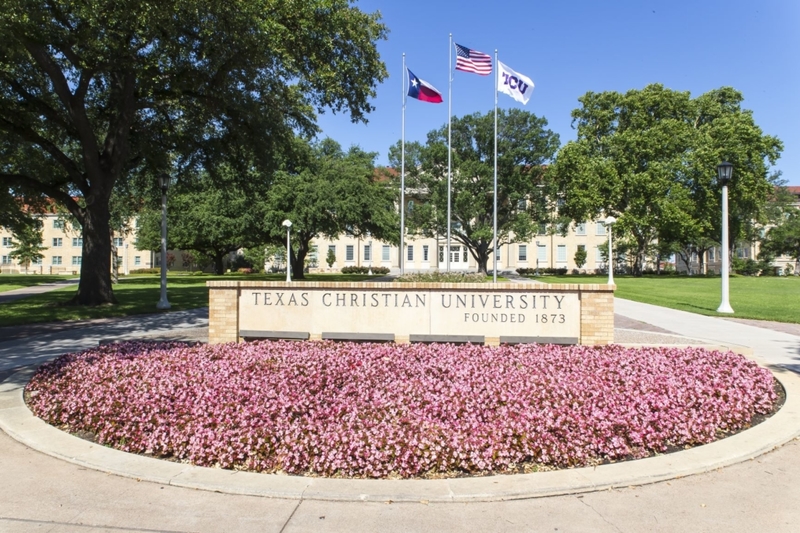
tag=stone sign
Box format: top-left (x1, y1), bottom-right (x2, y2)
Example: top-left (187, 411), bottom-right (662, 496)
top-left (208, 281), bottom-right (614, 346)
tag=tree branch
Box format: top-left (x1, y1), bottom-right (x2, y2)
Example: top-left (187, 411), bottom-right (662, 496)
top-left (0, 117), bottom-right (89, 193)
top-left (0, 173), bottom-right (84, 223)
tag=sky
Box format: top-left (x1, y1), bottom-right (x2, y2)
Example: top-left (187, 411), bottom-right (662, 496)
top-left (315, 0), bottom-right (800, 185)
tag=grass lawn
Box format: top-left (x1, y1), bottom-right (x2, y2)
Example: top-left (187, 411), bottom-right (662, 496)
top-left (0, 274), bottom-right (79, 293)
top-left (0, 273), bottom-right (385, 328)
top-left (534, 274), bottom-right (800, 324)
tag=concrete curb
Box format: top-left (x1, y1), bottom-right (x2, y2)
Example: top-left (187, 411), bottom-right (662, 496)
top-left (2, 360), bottom-right (798, 503)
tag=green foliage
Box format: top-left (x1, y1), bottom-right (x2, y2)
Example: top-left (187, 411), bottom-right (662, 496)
top-left (517, 267), bottom-right (567, 276)
top-left (393, 109), bottom-right (560, 274)
top-left (7, 221), bottom-right (47, 270)
top-left (340, 266), bottom-right (389, 275)
top-left (574, 246), bottom-right (587, 269)
top-left (552, 84), bottom-right (783, 276)
top-left (136, 170), bottom-right (269, 274)
top-left (262, 138), bottom-right (399, 280)
top-left (326, 247), bottom-right (337, 268)
top-left (760, 208), bottom-right (800, 266)
top-left (395, 272), bottom-right (487, 283)
top-left (0, 0), bottom-right (388, 304)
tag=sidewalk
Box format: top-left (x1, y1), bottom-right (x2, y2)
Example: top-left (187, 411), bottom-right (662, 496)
top-left (0, 277), bottom-right (78, 304)
top-left (0, 300), bottom-right (799, 531)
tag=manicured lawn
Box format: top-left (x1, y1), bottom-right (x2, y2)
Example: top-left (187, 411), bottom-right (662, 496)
top-left (0, 273), bottom-right (384, 327)
top-left (533, 275), bottom-right (800, 323)
top-left (0, 274), bottom-right (79, 293)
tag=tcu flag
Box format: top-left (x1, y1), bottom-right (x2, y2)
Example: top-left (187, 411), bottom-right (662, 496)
top-left (497, 61), bottom-right (534, 105)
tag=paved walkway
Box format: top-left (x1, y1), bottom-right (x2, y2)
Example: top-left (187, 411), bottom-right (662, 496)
top-left (0, 277), bottom-right (78, 304)
top-left (0, 293), bottom-right (799, 531)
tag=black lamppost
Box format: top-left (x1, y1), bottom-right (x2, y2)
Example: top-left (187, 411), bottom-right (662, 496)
top-left (156, 173), bottom-right (171, 310)
top-left (717, 161), bottom-right (734, 313)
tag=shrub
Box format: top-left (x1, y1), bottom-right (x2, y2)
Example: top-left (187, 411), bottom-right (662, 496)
top-left (129, 268), bottom-right (161, 275)
top-left (340, 266), bottom-right (390, 275)
top-left (396, 271), bottom-right (487, 283)
top-left (732, 258), bottom-right (762, 276)
top-left (517, 267), bottom-right (567, 276)
top-left (237, 268), bottom-right (254, 274)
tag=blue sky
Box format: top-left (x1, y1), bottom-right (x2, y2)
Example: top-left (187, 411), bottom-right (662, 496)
top-left (316, 0), bottom-right (800, 185)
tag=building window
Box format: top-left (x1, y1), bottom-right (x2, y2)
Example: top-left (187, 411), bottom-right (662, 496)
top-left (518, 245), bottom-right (527, 262)
top-left (407, 200), bottom-right (414, 213)
top-left (52, 237), bottom-right (63, 247)
top-left (596, 221), bottom-right (607, 236)
top-left (72, 256), bottom-right (82, 265)
top-left (557, 245), bottom-right (567, 263)
top-left (53, 219), bottom-right (63, 229)
top-left (708, 248), bottom-right (716, 262)
top-left (134, 256), bottom-right (141, 266)
top-left (423, 245), bottom-right (429, 262)
top-left (596, 246), bottom-right (604, 263)
top-left (1, 255), bottom-right (11, 264)
top-left (382, 245), bottom-right (391, 261)
top-left (2, 237), bottom-right (12, 247)
top-left (52, 256), bottom-right (62, 265)
top-left (450, 245), bottom-right (461, 264)
top-left (328, 245), bottom-right (336, 258)
top-left (407, 245), bottom-right (414, 261)
top-left (72, 237), bottom-right (83, 247)
top-left (537, 223), bottom-right (547, 235)
top-left (113, 237), bottom-right (124, 247)
top-left (345, 245), bottom-right (354, 261)
top-left (576, 223), bottom-right (586, 236)
top-left (33, 257), bottom-right (42, 265)
top-left (364, 244), bottom-right (371, 262)
top-left (537, 244), bottom-right (547, 262)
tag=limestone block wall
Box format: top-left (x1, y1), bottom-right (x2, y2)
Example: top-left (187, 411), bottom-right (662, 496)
top-left (207, 281), bottom-right (615, 346)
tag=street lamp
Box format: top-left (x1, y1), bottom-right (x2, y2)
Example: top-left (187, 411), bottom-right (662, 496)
top-left (156, 173), bottom-right (171, 310)
top-left (282, 219), bottom-right (292, 283)
top-left (717, 161), bottom-right (734, 313)
top-left (605, 215), bottom-right (616, 286)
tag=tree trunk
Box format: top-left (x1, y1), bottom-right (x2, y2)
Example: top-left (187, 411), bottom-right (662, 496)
top-left (68, 201), bottom-right (116, 305)
top-left (213, 253), bottom-right (225, 275)
top-left (291, 240), bottom-right (309, 280)
top-left (470, 241), bottom-right (491, 275)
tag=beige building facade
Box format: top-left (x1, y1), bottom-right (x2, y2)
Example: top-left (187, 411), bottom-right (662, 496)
top-left (304, 219), bottom-right (619, 275)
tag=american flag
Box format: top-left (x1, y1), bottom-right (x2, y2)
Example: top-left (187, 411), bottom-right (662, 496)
top-left (455, 43), bottom-right (492, 76)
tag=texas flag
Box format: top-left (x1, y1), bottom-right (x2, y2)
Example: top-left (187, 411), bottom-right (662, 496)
top-left (407, 69), bottom-right (443, 103)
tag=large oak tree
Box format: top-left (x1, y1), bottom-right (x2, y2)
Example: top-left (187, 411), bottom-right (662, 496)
top-left (392, 109), bottom-right (560, 274)
top-left (0, 0), bottom-right (387, 304)
top-left (552, 85), bottom-right (782, 275)
top-left (263, 138), bottom-right (399, 280)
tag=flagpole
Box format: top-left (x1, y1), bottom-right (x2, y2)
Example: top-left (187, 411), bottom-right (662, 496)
top-left (493, 49), bottom-right (498, 284)
top-left (447, 34), bottom-right (452, 273)
top-left (400, 53), bottom-right (406, 275)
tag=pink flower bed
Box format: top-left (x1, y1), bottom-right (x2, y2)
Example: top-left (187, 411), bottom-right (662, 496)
top-left (26, 341), bottom-right (777, 478)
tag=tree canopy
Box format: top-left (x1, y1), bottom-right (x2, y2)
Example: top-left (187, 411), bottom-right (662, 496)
top-left (135, 170), bottom-right (266, 275)
top-left (392, 109), bottom-right (560, 274)
top-left (552, 84), bottom-right (782, 275)
top-left (262, 138), bottom-right (398, 279)
top-left (0, 0), bottom-right (387, 303)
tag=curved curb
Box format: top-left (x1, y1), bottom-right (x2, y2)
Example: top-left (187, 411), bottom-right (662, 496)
top-left (1, 364), bottom-right (799, 503)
